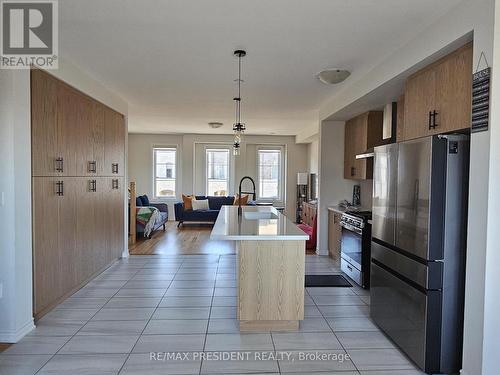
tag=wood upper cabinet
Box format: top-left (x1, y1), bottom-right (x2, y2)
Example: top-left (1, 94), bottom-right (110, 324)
top-left (344, 111), bottom-right (383, 180)
top-left (31, 69), bottom-right (125, 177)
top-left (396, 95), bottom-right (405, 142)
top-left (403, 43), bottom-right (472, 141)
top-left (434, 43), bottom-right (473, 133)
top-left (31, 70), bottom-right (59, 176)
top-left (103, 107), bottom-right (125, 176)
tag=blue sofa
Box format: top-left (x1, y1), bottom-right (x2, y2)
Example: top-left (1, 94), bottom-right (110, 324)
top-left (174, 196), bottom-right (253, 227)
top-left (134, 194), bottom-right (169, 237)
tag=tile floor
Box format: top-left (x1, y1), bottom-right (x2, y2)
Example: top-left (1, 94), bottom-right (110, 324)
top-left (0, 254), bottom-right (425, 375)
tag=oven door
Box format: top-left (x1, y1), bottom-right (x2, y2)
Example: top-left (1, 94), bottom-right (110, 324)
top-left (340, 225), bottom-right (362, 270)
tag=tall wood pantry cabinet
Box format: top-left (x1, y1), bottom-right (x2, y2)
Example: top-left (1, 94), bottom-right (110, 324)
top-left (31, 69), bottom-right (126, 319)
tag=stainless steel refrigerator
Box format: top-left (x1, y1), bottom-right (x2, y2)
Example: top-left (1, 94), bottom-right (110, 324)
top-left (370, 135), bottom-right (469, 374)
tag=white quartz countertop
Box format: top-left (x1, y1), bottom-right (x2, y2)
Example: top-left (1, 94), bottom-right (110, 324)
top-left (210, 206), bottom-right (309, 241)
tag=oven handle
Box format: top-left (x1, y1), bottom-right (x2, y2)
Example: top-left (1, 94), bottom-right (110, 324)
top-left (340, 222), bottom-right (363, 235)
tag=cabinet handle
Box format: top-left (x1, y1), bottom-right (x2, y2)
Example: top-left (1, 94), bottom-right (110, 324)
top-left (112, 163), bottom-right (119, 174)
top-left (428, 110), bottom-right (439, 130)
top-left (89, 179), bottom-right (97, 192)
top-left (347, 265), bottom-right (353, 271)
top-left (88, 161), bottom-right (97, 173)
top-left (55, 157), bottom-right (64, 172)
top-left (56, 181), bottom-right (64, 196)
top-left (432, 110), bottom-right (438, 128)
top-left (112, 179), bottom-right (119, 189)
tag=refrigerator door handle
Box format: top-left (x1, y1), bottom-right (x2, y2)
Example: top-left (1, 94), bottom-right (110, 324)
top-left (413, 179), bottom-right (419, 211)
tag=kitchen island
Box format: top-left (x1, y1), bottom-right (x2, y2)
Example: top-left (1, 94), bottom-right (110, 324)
top-left (211, 205), bottom-right (308, 331)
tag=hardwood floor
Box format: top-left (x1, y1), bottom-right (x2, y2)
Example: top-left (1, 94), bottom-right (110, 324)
top-left (129, 221), bottom-right (236, 255)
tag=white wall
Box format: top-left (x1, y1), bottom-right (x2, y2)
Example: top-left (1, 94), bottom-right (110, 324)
top-left (51, 57), bottom-right (128, 115)
top-left (128, 133), bottom-right (308, 219)
top-left (317, 121), bottom-right (351, 254)
top-left (482, 1), bottom-right (500, 373)
top-left (0, 70), bottom-right (34, 342)
top-left (307, 137), bottom-right (319, 174)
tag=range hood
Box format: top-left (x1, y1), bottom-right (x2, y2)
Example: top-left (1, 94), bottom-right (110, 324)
top-left (356, 102), bottom-right (397, 159)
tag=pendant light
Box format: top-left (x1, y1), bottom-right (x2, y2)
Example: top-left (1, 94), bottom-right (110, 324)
top-left (233, 49), bottom-right (246, 156)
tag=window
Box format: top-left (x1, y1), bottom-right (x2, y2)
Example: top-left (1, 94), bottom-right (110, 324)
top-left (206, 148), bottom-right (229, 196)
top-left (154, 147), bottom-right (176, 198)
top-left (257, 149), bottom-right (282, 200)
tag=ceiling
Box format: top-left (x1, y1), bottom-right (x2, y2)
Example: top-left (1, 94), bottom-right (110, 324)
top-left (59, 0), bottom-right (463, 135)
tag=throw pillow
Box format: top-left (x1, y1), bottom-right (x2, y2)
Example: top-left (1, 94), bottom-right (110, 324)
top-left (233, 194), bottom-right (249, 205)
top-left (192, 199), bottom-right (209, 211)
top-left (182, 194), bottom-right (194, 211)
top-left (140, 195), bottom-right (150, 206)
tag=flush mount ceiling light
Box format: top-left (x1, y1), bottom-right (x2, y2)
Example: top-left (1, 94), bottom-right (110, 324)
top-left (232, 49), bottom-right (246, 156)
top-left (316, 69), bottom-right (351, 84)
top-left (208, 122), bottom-right (223, 129)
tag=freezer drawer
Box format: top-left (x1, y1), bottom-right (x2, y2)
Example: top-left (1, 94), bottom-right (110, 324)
top-left (371, 240), bottom-right (443, 290)
top-left (370, 261), bottom-right (442, 373)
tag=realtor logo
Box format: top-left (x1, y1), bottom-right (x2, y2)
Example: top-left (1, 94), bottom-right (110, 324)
top-left (1, 0), bottom-right (58, 69)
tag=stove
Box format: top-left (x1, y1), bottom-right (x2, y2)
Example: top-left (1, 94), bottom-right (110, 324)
top-left (340, 210), bottom-right (372, 288)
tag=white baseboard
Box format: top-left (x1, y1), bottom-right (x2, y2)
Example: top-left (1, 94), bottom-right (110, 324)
top-left (0, 318), bottom-right (35, 343)
top-left (316, 248), bottom-right (329, 256)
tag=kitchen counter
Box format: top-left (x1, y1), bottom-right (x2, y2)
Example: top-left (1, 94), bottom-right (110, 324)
top-left (211, 205), bottom-right (306, 332)
top-left (211, 206), bottom-right (308, 241)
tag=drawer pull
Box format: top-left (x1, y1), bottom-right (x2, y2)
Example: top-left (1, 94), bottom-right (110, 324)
top-left (56, 181), bottom-right (64, 196)
top-left (89, 179), bottom-right (97, 192)
top-left (88, 161), bottom-right (97, 173)
top-left (112, 163), bottom-right (119, 174)
top-left (55, 157), bottom-right (64, 172)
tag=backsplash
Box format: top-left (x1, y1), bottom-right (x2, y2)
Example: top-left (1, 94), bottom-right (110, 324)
top-left (359, 180), bottom-right (373, 209)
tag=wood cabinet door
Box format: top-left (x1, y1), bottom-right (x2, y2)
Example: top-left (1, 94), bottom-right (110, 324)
top-left (404, 68), bottom-right (436, 140)
top-left (328, 211), bottom-right (335, 258)
top-left (31, 70), bottom-right (59, 176)
top-left (75, 94), bottom-right (96, 177)
top-left (353, 115), bottom-right (368, 179)
top-left (57, 178), bottom-right (78, 292)
top-left (32, 177), bottom-right (61, 315)
top-left (57, 85), bottom-right (82, 176)
top-left (92, 102), bottom-right (105, 176)
top-left (344, 119), bottom-right (356, 179)
top-left (103, 107), bottom-right (125, 176)
top-left (105, 177), bottom-right (125, 261)
top-left (74, 178), bottom-right (96, 284)
top-left (396, 96), bottom-right (405, 142)
top-left (434, 43), bottom-right (473, 134)
top-left (328, 211), bottom-right (342, 260)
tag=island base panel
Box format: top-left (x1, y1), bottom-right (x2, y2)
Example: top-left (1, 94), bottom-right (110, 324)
top-left (238, 239), bottom-right (305, 331)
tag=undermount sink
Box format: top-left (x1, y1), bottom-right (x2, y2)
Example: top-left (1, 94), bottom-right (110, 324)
top-left (243, 211), bottom-right (279, 220)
